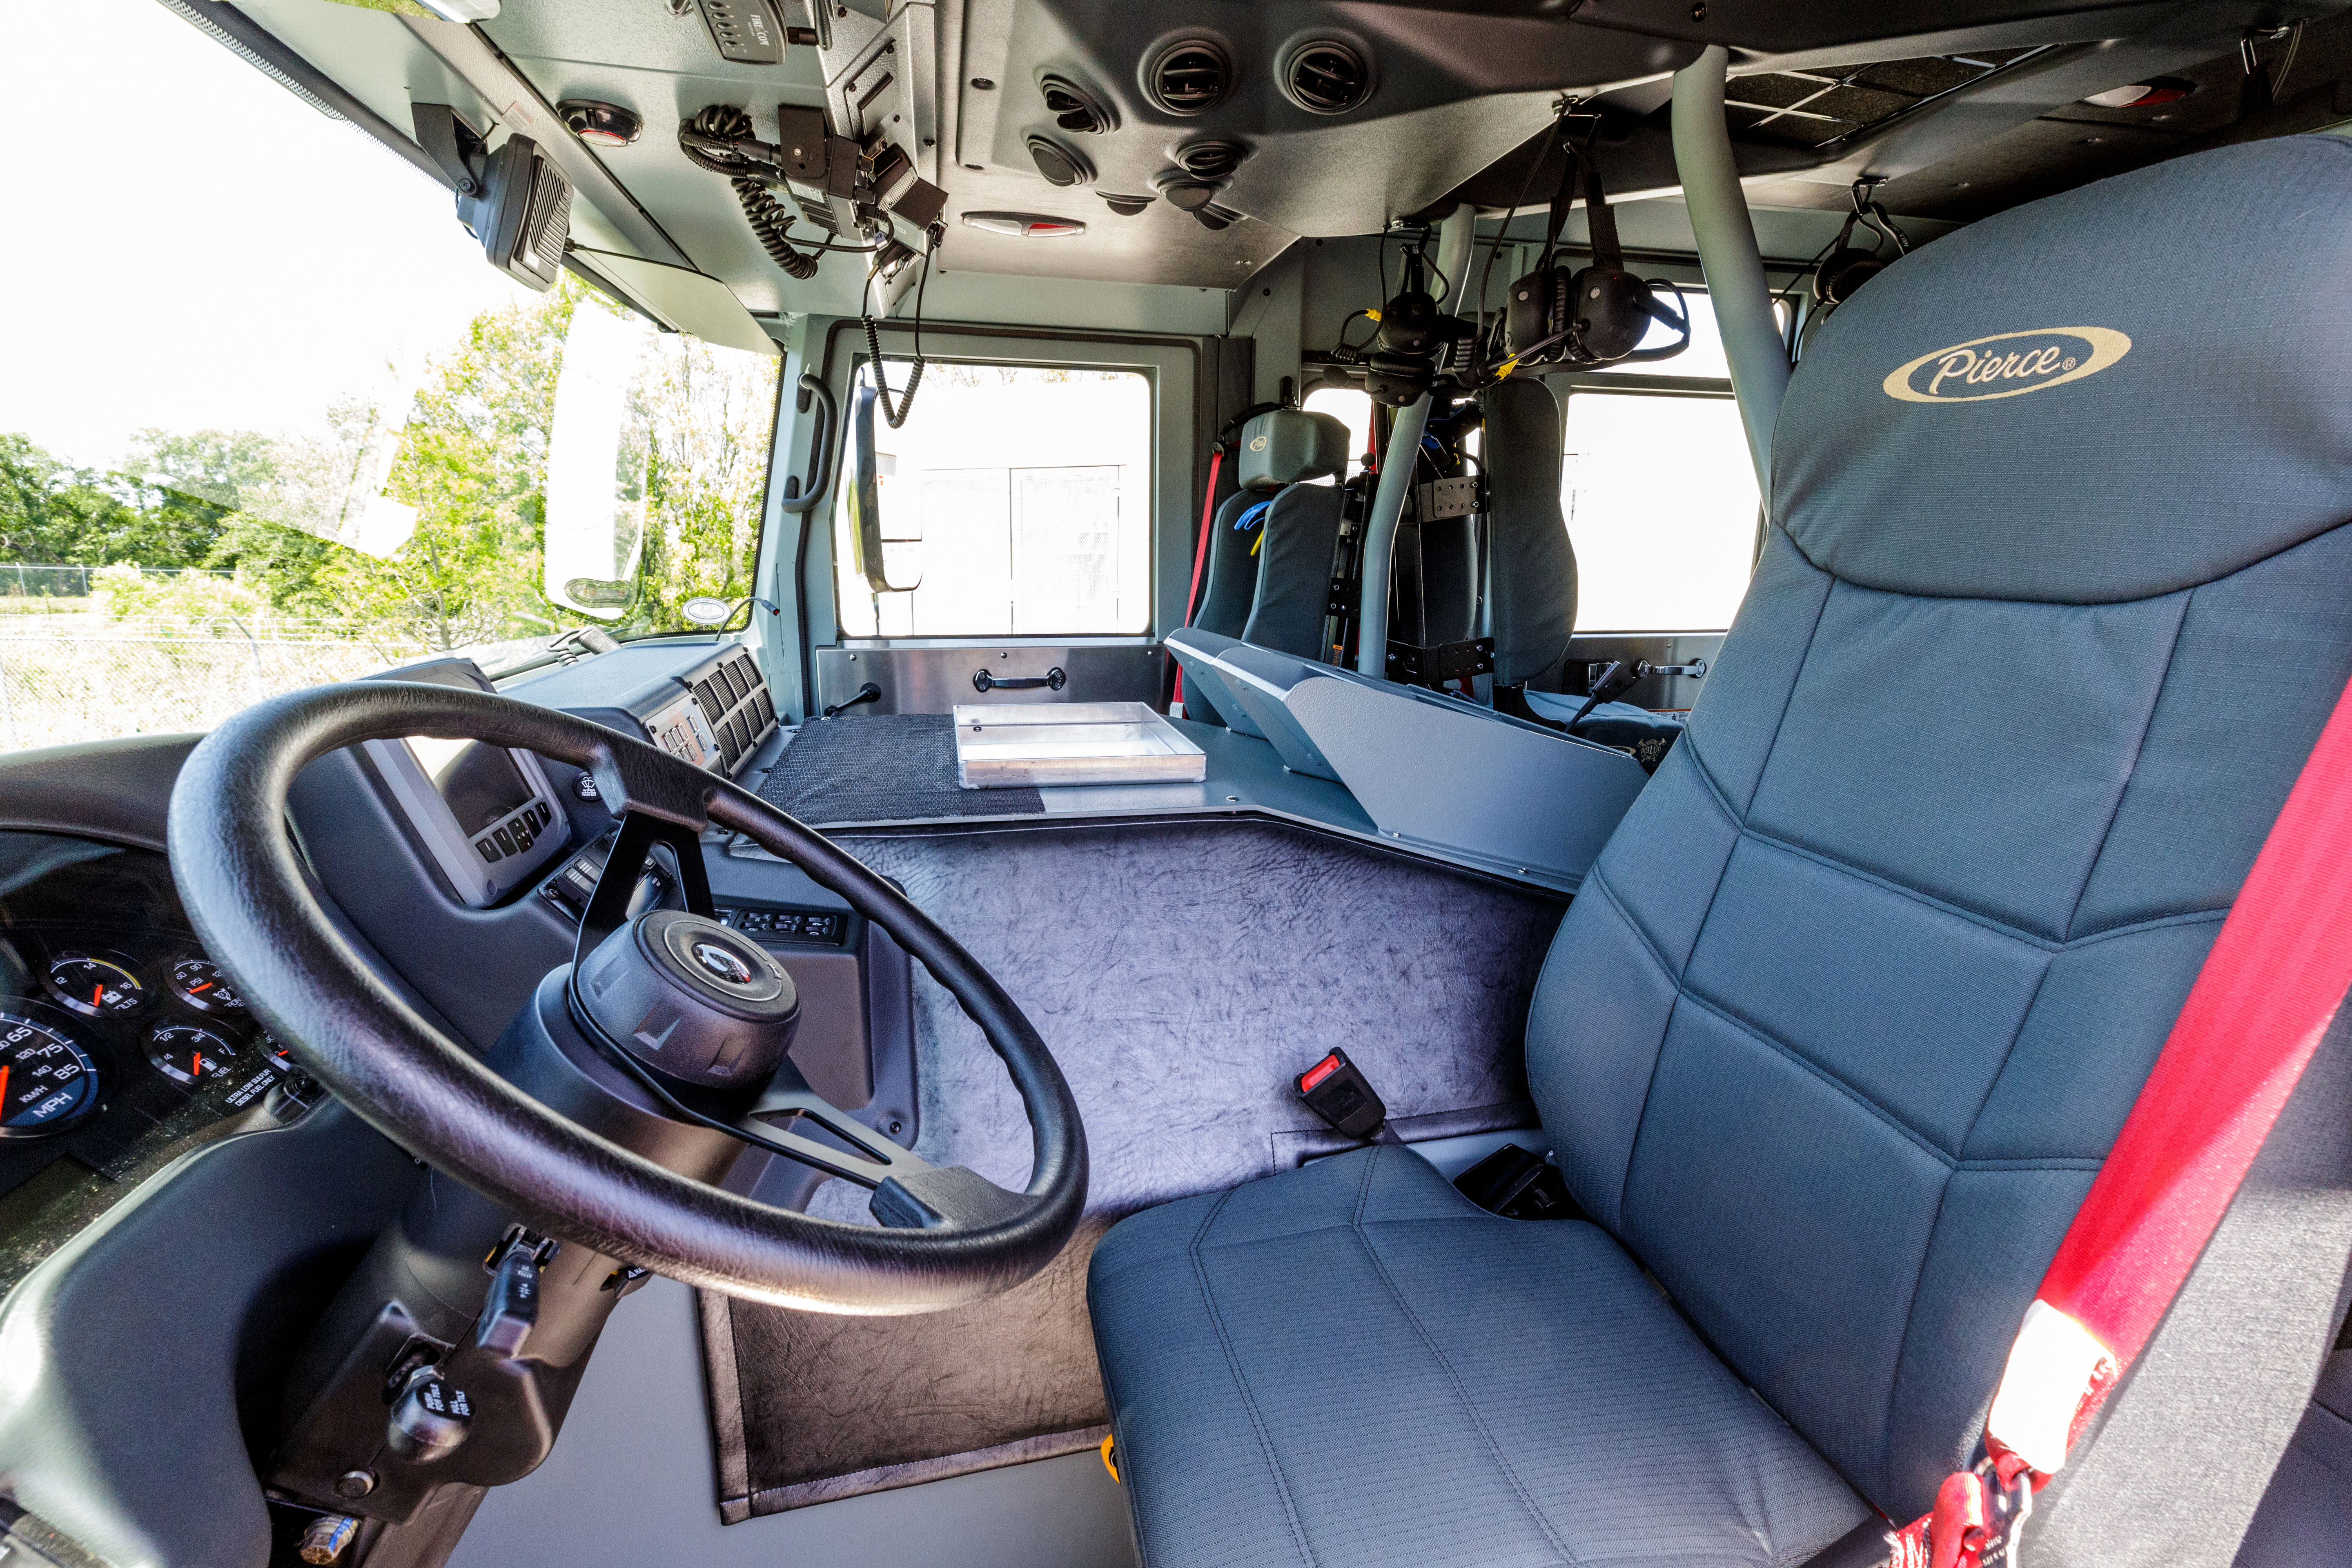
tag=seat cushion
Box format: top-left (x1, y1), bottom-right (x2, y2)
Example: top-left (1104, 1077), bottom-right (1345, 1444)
top-left (1089, 1145), bottom-right (1869, 1568)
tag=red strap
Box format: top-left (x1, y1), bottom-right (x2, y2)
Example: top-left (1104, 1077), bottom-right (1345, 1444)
top-left (1173, 447), bottom-right (1224, 708)
top-left (1898, 670), bottom-right (2352, 1564)
top-left (2041, 673), bottom-right (2352, 1363)
top-left (2027, 670), bottom-right (2352, 1432)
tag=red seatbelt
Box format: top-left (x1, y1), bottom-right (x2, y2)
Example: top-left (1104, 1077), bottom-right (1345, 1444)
top-left (1173, 447), bottom-right (1224, 709)
top-left (1893, 671), bottom-right (2352, 1568)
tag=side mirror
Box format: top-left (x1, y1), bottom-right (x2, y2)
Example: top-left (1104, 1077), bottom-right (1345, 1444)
top-left (543, 304), bottom-right (652, 619)
top-left (844, 376), bottom-right (922, 594)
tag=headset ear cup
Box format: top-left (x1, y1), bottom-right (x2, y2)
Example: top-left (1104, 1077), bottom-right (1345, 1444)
top-left (1814, 247), bottom-right (1885, 308)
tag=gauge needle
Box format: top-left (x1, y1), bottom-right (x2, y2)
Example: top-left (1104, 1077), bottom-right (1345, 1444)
top-left (190, 982), bottom-right (212, 993)
top-left (0, 1064), bottom-right (10, 1107)
top-left (92, 985), bottom-right (103, 1008)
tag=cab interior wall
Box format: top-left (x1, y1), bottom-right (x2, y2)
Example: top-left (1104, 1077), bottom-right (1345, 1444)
top-left (5, 0), bottom-right (2352, 1564)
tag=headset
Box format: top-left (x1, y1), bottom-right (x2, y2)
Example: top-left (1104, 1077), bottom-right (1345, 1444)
top-left (1499, 133), bottom-right (1691, 373)
top-left (1813, 179), bottom-right (1912, 310)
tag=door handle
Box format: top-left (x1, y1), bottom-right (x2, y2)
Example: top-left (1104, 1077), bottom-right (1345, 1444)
top-left (972, 666), bottom-right (1068, 693)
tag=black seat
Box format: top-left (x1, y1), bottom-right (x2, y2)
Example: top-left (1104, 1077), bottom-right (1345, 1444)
top-left (1089, 137), bottom-right (2352, 1568)
top-left (1185, 409), bottom-right (1348, 721)
top-left (1480, 375), bottom-right (1577, 692)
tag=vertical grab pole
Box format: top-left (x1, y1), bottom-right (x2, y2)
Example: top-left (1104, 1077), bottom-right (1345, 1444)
top-left (1672, 45), bottom-right (1788, 500)
top-left (1357, 202), bottom-right (1476, 680)
top-left (1355, 393), bottom-right (1431, 679)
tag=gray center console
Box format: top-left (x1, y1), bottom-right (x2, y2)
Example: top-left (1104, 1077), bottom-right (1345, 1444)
top-left (1165, 628), bottom-right (1650, 888)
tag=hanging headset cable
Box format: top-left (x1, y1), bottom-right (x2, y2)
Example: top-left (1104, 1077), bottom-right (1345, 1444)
top-left (862, 224), bottom-right (938, 430)
top-left (1473, 98), bottom-right (1578, 377)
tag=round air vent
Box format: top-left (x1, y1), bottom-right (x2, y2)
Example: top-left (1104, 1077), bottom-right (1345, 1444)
top-left (1100, 192), bottom-right (1154, 217)
top-left (1145, 38), bottom-right (1231, 116)
top-left (1026, 134), bottom-right (1094, 189)
top-left (1040, 73), bottom-right (1116, 134)
top-left (1173, 138), bottom-right (1248, 181)
top-left (1281, 39), bottom-right (1372, 115)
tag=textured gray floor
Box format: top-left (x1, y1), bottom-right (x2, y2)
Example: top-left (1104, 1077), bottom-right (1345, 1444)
top-left (703, 817), bottom-right (1568, 1517)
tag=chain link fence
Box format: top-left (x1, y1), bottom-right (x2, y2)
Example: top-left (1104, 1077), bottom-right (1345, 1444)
top-left (0, 607), bottom-right (552, 754)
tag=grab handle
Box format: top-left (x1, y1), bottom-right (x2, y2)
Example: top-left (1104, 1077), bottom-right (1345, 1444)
top-left (972, 667), bottom-right (1067, 694)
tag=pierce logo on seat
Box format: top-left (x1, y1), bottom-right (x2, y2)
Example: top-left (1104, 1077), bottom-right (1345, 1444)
top-left (1882, 327), bottom-right (2131, 403)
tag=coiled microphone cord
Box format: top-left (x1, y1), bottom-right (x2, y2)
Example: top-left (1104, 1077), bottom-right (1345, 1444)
top-left (679, 105), bottom-right (820, 281)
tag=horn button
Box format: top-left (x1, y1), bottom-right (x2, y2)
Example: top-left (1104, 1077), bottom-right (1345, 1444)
top-left (574, 909), bottom-right (800, 1089)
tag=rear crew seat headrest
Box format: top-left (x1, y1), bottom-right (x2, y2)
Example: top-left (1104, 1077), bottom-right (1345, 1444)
top-left (1775, 135), bottom-right (2352, 604)
top-left (1235, 409), bottom-right (1350, 492)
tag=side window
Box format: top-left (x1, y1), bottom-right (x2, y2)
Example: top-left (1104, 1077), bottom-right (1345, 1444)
top-left (1300, 385), bottom-right (1374, 482)
top-left (1560, 292), bottom-right (1771, 633)
top-left (1561, 394), bottom-right (1759, 632)
top-left (834, 362), bottom-right (1152, 637)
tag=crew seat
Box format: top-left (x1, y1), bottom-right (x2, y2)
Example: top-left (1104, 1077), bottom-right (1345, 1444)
top-left (1184, 409), bottom-right (1349, 722)
top-left (1090, 137), bottom-right (2352, 1568)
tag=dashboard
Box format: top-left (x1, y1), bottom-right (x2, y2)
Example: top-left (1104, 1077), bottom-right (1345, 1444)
top-left (0, 632), bottom-right (921, 1568)
top-left (0, 831), bottom-right (316, 1296)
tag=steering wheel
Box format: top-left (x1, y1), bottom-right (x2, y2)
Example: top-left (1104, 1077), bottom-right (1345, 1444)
top-left (165, 680), bottom-right (1087, 1313)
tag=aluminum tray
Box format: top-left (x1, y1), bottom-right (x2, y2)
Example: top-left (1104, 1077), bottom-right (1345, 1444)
top-left (953, 701), bottom-right (1207, 788)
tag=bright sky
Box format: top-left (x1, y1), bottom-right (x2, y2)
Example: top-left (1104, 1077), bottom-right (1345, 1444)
top-left (0, 0), bottom-right (532, 470)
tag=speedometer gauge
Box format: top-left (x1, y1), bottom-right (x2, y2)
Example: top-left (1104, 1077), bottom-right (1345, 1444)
top-left (0, 1013), bottom-right (98, 1137)
top-left (46, 951), bottom-right (147, 1018)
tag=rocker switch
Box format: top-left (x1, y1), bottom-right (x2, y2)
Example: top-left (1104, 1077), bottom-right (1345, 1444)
top-left (475, 1247), bottom-right (541, 1359)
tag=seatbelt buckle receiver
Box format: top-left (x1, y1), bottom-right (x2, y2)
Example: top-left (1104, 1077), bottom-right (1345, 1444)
top-left (1295, 1049), bottom-right (1388, 1140)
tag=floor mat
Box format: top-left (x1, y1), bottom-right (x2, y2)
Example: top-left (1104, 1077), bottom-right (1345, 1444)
top-left (699, 818), bottom-right (1568, 1520)
top-left (755, 713), bottom-right (1044, 824)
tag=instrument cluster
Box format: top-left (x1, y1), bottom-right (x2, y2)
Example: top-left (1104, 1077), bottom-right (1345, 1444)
top-left (0, 833), bottom-right (316, 1230)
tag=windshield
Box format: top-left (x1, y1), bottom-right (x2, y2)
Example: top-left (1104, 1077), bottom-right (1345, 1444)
top-left (0, 0), bottom-right (780, 753)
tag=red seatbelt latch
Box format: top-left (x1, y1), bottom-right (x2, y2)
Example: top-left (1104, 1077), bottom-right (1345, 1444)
top-left (1887, 1457), bottom-right (2034, 1568)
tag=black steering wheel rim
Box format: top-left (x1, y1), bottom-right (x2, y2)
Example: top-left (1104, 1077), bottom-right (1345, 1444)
top-left (165, 680), bottom-right (1087, 1313)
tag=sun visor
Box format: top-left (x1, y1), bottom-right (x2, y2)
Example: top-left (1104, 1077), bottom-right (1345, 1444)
top-left (569, 249), bottom-right (781, 358)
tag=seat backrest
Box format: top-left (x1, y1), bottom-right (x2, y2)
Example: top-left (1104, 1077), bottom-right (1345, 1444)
top-left (1481, 376), bottom-right (1576, 687)
top-left (1240, 482), bottom-right (1345, 659)
top-left (1523, 136), bottom-right (2352, 1521)
top-left (1187, 410), bottom-right (1348, 716)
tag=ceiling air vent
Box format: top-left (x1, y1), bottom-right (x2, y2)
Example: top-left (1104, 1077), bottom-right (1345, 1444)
top-left (1282, 39), bottom-right (1371, 115)
top-left (1026, 134), bottom-right (1094, 188)
top-left (1040, 73), bottom-right (1116, 134)
top-left (1174, 138), bottom-right (1248, 181)
top-left (1145, 38), bottom-right (1231, 116)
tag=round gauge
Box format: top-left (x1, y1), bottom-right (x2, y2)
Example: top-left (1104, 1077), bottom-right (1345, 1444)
top-left (169, 957), bottom-right (245, 1016)
top-left (147, 1022), bottom-right (239, 1087)
top-left (0, 1013), bottom-right (99, 1138)
top-left (46, 951), bottom-right (147, 1018)
top-left (260, 1035), bottom-right (298, 1076)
